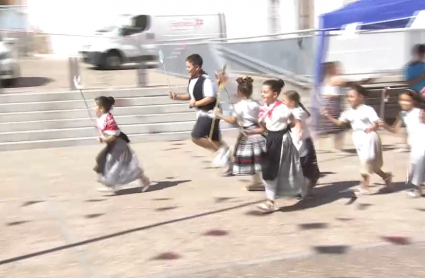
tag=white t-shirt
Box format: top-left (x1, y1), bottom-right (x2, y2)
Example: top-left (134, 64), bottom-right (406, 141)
top-left (290, 107), bottom-right (311, 156)
top-left (259, 101), bottom-right (292, 132)
top-left (339, 105), bottom-right (379, 160)
top-left (188, 74), bottom-right (217, 119)
top-left (232, 99), bottom-right (261, 128)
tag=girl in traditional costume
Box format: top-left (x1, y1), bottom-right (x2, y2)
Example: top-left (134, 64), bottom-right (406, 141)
top-left (283, 90), bottom-right (321, 190)
top-left (214, 76), bottom-right (266, 191)
top-left (254, 79), bottom-right (307, 212)
top-left (93, 96), bottom-right (151, 194)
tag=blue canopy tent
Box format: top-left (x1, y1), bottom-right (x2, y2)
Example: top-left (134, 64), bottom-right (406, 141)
top-left (312, 0), bottom-right (425, 131)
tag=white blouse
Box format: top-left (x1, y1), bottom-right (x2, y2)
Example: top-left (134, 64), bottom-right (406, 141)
top-left (231, 99), bottom-right (261, 128)
top-left (259, 101), bottom-right (292, 132)
top-left (290, 107), bottom-right (311, 156)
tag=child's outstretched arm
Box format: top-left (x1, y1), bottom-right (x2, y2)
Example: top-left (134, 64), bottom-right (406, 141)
top-left (214, 107), bottom-right (237, 124)
top-left (245, 122), bottom-right (266, 135)
top-left (378, 116), bottom-right (402, 134)
top-left (321, 109), bottom-right (347, 126)
top-left (169, 91), bottom-right (190, 101)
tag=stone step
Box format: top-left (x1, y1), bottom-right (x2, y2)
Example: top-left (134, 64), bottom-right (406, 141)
top-left (0, 86), bottom-right (186, 103)
top-left (0, 96), bottom-right (180, 113)
top-left (0, 120), bottom-right (236, 143)
top-left (0, 104), bottom-right (191, 122)
top-left (0, 112), bottom-right (196, 132)
top-left (0, 128), bottom-right (239, 152)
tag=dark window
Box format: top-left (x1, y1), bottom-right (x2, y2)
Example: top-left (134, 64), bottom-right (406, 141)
top-left (121, 15), bottom-right (149, 36)
top-left (132, 15), bottom-right (149, 32)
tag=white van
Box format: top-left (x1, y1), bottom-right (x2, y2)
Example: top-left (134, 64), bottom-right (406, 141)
top-left (0, 32), bottom-right (20, 87)
top-left (80, 13), bottom-right (226, 69)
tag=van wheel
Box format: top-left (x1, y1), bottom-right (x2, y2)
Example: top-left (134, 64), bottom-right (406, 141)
top-left (102, 51), bottom-right (122, 70)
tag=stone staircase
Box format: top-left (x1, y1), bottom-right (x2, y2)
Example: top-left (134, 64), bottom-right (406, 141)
top-left (0, 86), bottom-right (236, 151)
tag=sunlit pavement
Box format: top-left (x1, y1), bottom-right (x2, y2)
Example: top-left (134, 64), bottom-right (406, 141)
top-left (1, 132), bottom-right (423, 277)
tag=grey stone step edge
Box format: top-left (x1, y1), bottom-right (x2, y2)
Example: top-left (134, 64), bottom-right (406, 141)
top-left (0, 128), bottom-right (239, 152)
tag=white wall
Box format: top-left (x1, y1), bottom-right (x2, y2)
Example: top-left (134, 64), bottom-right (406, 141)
top-left (279, 0), bottom-right (297, 33)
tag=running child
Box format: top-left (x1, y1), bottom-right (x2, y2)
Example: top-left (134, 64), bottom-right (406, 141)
top-left (214, 76), bottom-right (266, 190)
top-left (283, 90), bottom-right (321, 190)
top-left (378, 89), bottom-right (425, 198)
top-left (93, 96), bottom-right (151, 194)
top-left (322, 84), bottom-right (393, 195)
top-left (254, 79), bottom-right (307, 212)
top-left (169, 54), bottom-right (231, 175)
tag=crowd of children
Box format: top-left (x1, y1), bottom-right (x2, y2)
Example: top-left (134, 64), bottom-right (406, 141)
top-left (92, 53), bottom-right (425, 213)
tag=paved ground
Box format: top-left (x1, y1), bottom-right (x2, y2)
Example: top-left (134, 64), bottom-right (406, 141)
top-left (1, 131), bottom-right (424, 277)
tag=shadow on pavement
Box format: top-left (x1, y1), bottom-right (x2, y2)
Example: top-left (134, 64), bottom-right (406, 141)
top-left (0, 199), bottom-right (263, 266)
top-left (3, 77), bottom-right (53, 89)
top-left (279, 180), bottom-right (358, 212)
top-left (115, 180), bottom-right (191, 195)
top-left (373, 181), bottom-right (414, 195)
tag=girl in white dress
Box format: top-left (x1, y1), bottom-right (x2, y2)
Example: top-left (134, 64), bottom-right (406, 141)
top-left (379, 89), bottom-right (425, 198)
top-left (322, 84), bottom-right (393, 195)
top-left (283, 90), bottom-right (321, 190)
top-left (214, 76), bottom-right (266, 191)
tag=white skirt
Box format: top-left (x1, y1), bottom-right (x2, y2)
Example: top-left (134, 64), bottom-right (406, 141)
top-left (353, 131), bottom-right (380, 162)
top-left (408, 144), bottom-right (425, 186)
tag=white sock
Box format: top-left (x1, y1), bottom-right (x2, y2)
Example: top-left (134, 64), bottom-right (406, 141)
top-left (265, 179), bottom-right (277, 201)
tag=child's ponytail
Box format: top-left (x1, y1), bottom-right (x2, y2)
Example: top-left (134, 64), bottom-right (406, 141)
top-left (299, 102), bottom-right (311, 117)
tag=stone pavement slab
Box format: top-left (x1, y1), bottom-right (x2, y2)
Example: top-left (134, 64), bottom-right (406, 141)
top-left (0, 132), bottom-right (423, 277)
